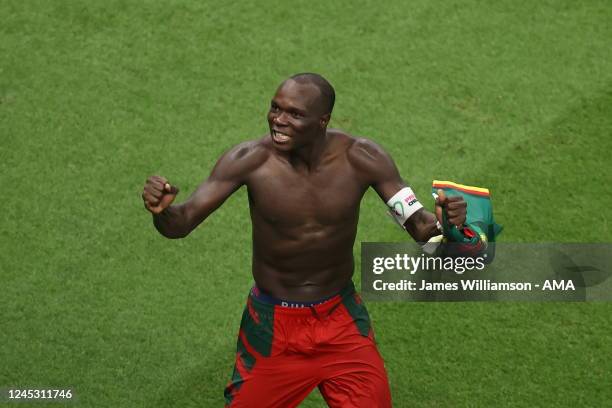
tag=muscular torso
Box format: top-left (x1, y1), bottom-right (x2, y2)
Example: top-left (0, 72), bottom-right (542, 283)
top-left (156, 128), bottom-right (412, 301)
top-left (246, 131), bottom-right (369, 300)
top-left (152, 124), bottom-right (443, 298)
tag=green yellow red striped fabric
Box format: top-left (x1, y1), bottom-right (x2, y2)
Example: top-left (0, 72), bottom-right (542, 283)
top-left (432, 180), bottom-right (490, 197)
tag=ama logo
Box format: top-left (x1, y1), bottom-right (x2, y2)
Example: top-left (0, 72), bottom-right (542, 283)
top-left (542, 280), bottom-right (575, 290)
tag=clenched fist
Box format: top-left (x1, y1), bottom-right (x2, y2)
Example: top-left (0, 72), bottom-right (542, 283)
top-left (142, 175), bottom-right (179, 214)
top-left (434, 189), bottom-right (467, 228)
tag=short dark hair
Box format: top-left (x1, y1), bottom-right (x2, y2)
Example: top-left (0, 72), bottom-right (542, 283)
top-left (289, 73), bottom-right (335, 114)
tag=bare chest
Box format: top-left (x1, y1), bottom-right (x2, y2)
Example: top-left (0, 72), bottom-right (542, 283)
top-left (247, 157), bottom-right (366, 226)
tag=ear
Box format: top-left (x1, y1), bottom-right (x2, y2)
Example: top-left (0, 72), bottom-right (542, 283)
top-left (319, 113), bottom-right (331, 128)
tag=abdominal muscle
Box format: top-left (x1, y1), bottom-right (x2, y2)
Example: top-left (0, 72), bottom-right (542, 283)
top-left (251, 218), bottom-right (358, 302)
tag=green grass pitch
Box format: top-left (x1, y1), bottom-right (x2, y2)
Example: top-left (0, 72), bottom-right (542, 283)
top-left (1, 0), bottom-right (611, 406)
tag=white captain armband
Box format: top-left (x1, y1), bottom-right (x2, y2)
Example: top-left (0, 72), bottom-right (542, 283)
top-left (386, 187), bottom-right (423, 229)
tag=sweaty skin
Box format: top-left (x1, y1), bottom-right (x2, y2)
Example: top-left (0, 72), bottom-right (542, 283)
top-left (142, 79), bottom-right (466, 301)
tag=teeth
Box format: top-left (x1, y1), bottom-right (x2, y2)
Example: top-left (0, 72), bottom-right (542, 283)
top-left (273, 132), bottom-right (290, 143)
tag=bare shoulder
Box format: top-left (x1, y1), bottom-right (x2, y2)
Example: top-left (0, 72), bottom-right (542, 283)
top-left (211, 136), bottom-right (271, 180)
top-left (343, 132), bottom-right (396, 178)
top-left (330, 129), bottom-right (405, 197)
top-left (224, 136), bottom-right (270, 162)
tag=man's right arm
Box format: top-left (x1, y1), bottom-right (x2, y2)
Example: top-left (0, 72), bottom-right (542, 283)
top-left (142, 140), bottom-right (267, 238)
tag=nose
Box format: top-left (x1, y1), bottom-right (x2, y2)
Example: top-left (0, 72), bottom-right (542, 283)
top-left (273, 111), bottom-right (289, 126)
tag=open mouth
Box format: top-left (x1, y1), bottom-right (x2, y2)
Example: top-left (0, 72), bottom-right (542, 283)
top-left (272, 131), bottom-right (291, 144)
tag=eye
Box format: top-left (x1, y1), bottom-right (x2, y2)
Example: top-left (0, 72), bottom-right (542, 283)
top-left (290, 111), bottom-right (303, 119)
top-left (270, 102), bottom-right (280, 112)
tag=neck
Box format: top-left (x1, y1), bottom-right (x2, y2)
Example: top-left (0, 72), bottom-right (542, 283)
top-left (289, 130), bottom-right (329, 171)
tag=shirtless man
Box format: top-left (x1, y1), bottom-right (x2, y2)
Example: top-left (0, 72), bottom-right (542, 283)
top-left (142, 73), bottom-right (467, 407)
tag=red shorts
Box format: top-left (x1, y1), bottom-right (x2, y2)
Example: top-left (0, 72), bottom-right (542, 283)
top-left (224, 283), bottom-right (392, 407)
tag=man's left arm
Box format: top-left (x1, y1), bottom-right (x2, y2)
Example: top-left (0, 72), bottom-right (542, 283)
top-left (347, 137), bottom-right (466, 243)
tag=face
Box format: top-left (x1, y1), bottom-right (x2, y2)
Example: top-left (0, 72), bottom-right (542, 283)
top-left (267, 80), bottom-right (330, 151)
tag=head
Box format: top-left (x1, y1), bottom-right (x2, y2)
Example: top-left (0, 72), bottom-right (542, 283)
top-left (267, 73), bottom-right (335, 151)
